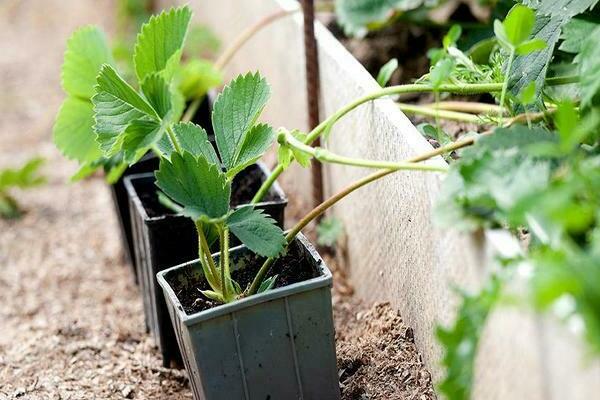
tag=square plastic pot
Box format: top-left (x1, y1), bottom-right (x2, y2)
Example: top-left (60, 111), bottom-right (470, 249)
top-left (124, 162), bottom-right (287, 367)
top-left (156, 233), bottom-right (340, 400)
top-left (108, 95), bottom-right (213, 282)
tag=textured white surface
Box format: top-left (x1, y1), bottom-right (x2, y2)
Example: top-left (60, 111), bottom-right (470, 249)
top-left (177, 0), bottom-right (600, 397)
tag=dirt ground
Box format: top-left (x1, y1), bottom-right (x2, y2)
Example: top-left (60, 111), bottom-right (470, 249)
top-left (0, 1), bottom-right (436, 399)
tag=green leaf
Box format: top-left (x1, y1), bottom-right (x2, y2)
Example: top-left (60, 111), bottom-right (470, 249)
top-left (376, 58), bottom-right (398, 87)
top-left (519, 81), bottom-right (537, 105)
top-left (140, 73), bottom-right (172, 118)
top-left (443, 25), bottom-right (462, 49)
top-left (503, 5), bottom-right (536, 47)
top-left (163, 122), bottom-right (220, 164)
top-left (335, 0), bottom-right (403, 35)
top-left (257, 275), bottom-right (278, 293)
top-left (559, 18), bottom-right (598, 54)
top-left (0, 157), bottom-right (45, 191)
top-left (524, 0), bottom-right (599, 17)
top-left (133, 6), bottom-right (192, 82)
top-left (515, 38), bottom-right (546, 55)
top-left (177, 59), bottom-right (223, 100)
top-left (155, 151), bottom-right (230, 220)
top-left (277, 129), bottom-right (313, 169)
top-left (93, 64), bottom-right (157, 155)
top-left (316, 216), bottom-right (344, 247)
top-left (226, 123), bottom-right (275, 179)
top-left (437, 277), bottom-right (502, 400)
top-left (226, 206), bottom-right (286, 257)
top-left (579, 26), bottom-right (600, 108)
top-left (53, 97), bottom-right (102, 163)
top-left (61, 26), bottom-right (113, 99)
top-left (508, 14), bottom-right (566, 104)
top-left (212, 72), bottom-right (271, 171)
top-left (121, 119), bottom-right (164, 164)
top-left (430, 58), bottom-right (455, 89)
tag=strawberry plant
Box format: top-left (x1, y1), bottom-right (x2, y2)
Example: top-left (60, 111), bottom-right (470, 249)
top-left (53, 6), bottom-right (222, 183)
top-left (0, 158), bottom-right (45, 219)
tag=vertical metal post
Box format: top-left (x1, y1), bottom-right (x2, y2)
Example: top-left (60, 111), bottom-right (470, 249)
top-left (301, 0), bottom-right (325, 211)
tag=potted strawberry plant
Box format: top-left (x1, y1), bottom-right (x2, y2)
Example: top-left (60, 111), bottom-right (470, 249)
top-left (122, 73), bottom-right (288, 365)
top-left (53, 7), bottom-right (221, 276)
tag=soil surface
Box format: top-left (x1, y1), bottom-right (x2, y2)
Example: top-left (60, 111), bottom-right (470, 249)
top-left (0, 1), bottom-right (437, 399)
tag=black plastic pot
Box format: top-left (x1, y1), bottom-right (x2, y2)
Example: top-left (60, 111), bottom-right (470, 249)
top-left (157, 233), bottom-right (340, 400)
top-left (124, 163), bottom-right (287, 367)
top-left (109, 96), bottom-right (213, 281)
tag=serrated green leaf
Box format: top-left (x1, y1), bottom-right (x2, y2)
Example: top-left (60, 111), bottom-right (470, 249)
top-left (161, 122), bottom-right (219, 164)
top-left (524, 0), bottom-right (599, 17)
top-left (121, 119), bottom-right (164, 164)
top-left (62, 26), bottom-right (114, 99)
top-left (140, 73), bottom-right (172, 118)
top-left (155, 151), bottom-right (230, 220)
top-left (376, 58), bottom-right (398, 87)
top-left (559, 18), bottom-right (598, 54)
top-left (212, 72), bottom-right (271, 171)
top-left (53, 97), bottom-right (102, 163)
top-left (178, 59), bottom-right (223, 100)
top-left (0, 158), bottom-right (45, 191)
top-left (226, 206), bottom-right (286, 257)
top-left (226, 123), bottom-right (275, 179)
top-left (93, 64), bottom-right (157, 155)
top-left (579, 26), bottom-right (600, 108)
top-left (133, 6), bottom-right (192, 82)
top-left (508, 14), bottom-right (566, 104)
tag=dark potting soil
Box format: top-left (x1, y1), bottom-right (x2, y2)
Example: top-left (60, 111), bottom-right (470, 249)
top-left (138, 164), bottom-right (278, 218)
top-left (165, 240), bottom-right (320, 315)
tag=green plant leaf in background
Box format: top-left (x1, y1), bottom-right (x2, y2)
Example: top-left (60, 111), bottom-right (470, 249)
top-left (559, 18), bottom-right (598, 54)
top-left (0, 157), bottom-right (46, 219)
top-left (133, 6), bottom-right (192, 82)
top-left (376, 58), bottom-right (398, 86)
top-left (211, 72), bottom-right (271, 173)
top-left (61, 25), bottom-right (115, 99)
top-left (578, 26), bottom-right (600, 108)
top-left (316, 216), bottom-right (344, 247)
top-left (155, 151), bottom-right (230, 221)
top-left (335, 0), bottom-right (402, 35)
top-left (524, 0), bottom-right (599, 17)
top-left (178, 59), bottom-right (223, 100)
top-left (54, 26), bottom-right (113, 165)
top-left (226, 206), bottom-right (286, 257)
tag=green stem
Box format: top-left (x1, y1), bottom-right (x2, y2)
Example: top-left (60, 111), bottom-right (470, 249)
top-left (223, 226), bottom-right (232, 298)
top-left (181, 95), bottom-right (204, 123)
top-left (498, 49), bottom-right (515, 126)
top-left (430, 101), bottom-right (504, 114)
top-left (166, 126), bottom-right (182, 154)
top-left (398, 103), bottom-right (483, 123)
top-left (195, 222), bottom-right (219, 290)
top-left (219, 225), bottom-right (227, 300)
top-left (196, 221), bottom-right (220, 290)
top-left (250, 75), bottom-right (579, 204)
top-left (280, 130), bottom-right (448, 172)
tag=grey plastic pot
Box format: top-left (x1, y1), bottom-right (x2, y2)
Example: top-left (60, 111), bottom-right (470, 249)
top-left (156, 233), bottom-right (340, 400)
top-left (124, 162), bottom-right (287, 367)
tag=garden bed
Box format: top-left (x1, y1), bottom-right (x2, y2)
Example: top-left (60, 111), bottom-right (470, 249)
top-left (180, 0), bottom-right (600, 398)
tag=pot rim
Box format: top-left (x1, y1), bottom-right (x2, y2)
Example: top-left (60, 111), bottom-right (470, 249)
top-left (123, 161), bottom-right (288, 223)
top-left (156, 233), bottom-right (333, 326)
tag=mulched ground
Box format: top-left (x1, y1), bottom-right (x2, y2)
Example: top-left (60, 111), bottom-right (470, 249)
top-left (0, 1), bottom-right (436, 398)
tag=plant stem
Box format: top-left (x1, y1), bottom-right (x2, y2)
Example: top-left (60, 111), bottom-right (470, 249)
top-left (181, 7), bottom-right (300, 123)
top-left (398, 103), bottom-right (483, 123)
top-left (498, 49), bottom-right (515, 125)
top-left (250, 75), bottom-right (579, 204)
top-left (166, 126), bottom-right (182, 154)
top-left (196, 221), bottom-right (220, 290)
top-left (181, 95), bottom-right (204, 123)
top-left (195, 222), bottom-right (219, 289)
top-left (219, 225), bottom-right (227, 300)
top-left (429, 101), bottom-right (504, 114)
top-left (223, 226), bottom-right (232, 297)
top-left (280, 130), bottom-right (448, 172)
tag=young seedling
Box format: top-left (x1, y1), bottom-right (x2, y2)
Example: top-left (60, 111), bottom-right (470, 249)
top-left (53, 6), bottom-right (222, 183)
top-left (155, 73), bottom-right (284, 302)
top-left (0, 158), bottom-right (45, 219)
